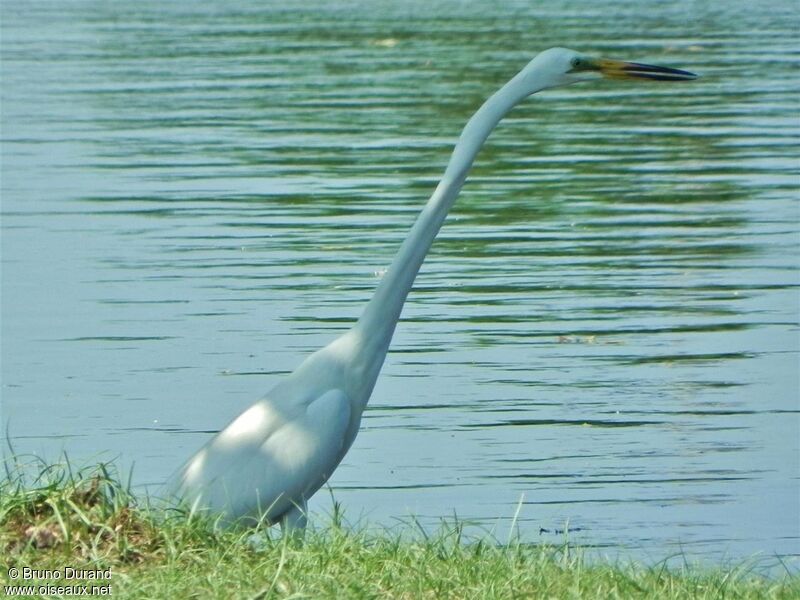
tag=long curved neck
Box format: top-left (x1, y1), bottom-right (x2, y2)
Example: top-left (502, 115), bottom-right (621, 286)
top-left (353, 70), bottom-right (534, 357)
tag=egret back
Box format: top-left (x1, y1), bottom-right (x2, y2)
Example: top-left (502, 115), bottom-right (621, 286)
top-left (169, 383), bottom-right (351, 525)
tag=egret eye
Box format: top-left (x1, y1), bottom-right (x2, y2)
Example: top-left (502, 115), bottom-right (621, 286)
top-left (570, 57), bottom-right (582, 69)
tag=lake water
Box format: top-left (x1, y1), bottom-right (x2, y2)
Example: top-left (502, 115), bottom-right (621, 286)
top-left (2, 0), bottom-right (798, 569)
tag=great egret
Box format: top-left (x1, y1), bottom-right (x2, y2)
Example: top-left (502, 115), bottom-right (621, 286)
top-left (166, 47), bottom-right (696, 531)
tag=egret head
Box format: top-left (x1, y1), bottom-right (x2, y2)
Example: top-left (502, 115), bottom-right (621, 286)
top-left (521, 47), bottom-right (697, 92)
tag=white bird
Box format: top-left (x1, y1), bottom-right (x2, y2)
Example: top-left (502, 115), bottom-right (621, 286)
top-left (166, 47), bottom-right (696, 532)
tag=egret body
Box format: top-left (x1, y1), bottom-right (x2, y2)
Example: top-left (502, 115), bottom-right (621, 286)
top-left (167, 47), bottom-right (696, 531)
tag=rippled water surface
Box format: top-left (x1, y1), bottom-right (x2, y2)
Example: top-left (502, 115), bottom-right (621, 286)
top-left (2, 0), bottom-right (798, 566)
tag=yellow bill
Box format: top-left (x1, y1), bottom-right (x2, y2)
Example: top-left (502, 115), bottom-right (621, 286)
top-left (575, 57), bottom-right (697, 81)
top-left (595, 58), bottom-right (697, 81)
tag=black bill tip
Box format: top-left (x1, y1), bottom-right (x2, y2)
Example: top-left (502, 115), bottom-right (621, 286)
top-left (620, 61), bottom-right (698, 81)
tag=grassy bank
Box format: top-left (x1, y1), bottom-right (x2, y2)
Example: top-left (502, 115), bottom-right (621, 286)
top-left (0, 462), bottom-right (796, 599)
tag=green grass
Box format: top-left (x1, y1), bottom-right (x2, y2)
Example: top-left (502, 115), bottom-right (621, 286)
top-left (1, 461), bottom-right (796, 599)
